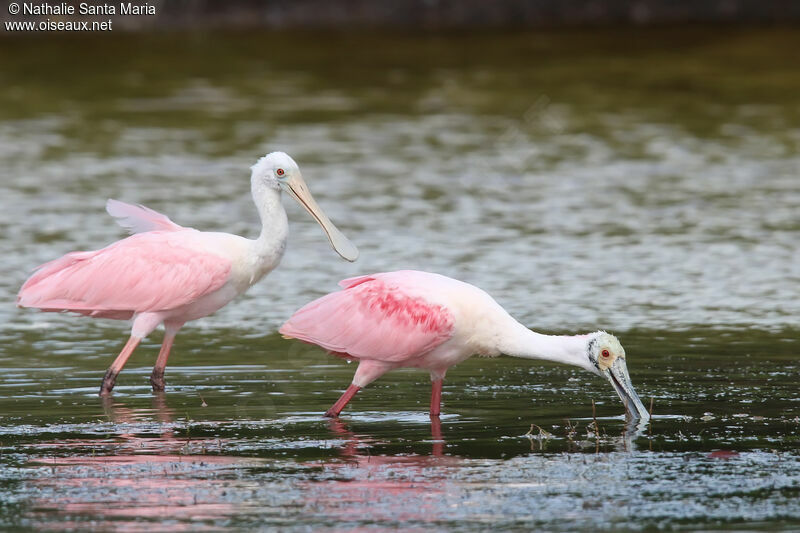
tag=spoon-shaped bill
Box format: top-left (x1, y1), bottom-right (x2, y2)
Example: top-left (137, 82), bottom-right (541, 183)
top-left (605, 358), bottom-right (650, 422)
top-left (281, 174), bottom-right (359, 262)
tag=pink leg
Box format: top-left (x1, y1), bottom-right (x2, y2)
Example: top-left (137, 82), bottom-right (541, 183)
top-left (430, 379), bottom-right (443, 417)
top-left (325, 360), bottom-right (390, 417)
top-left (325, 384), bottom-right (361, 418)
top-left (150, 326), bottom-right (180, 392)
top-left (430, 415), bottom-right (444, 456)
top-left (100, 336), bottom-right (141, 396)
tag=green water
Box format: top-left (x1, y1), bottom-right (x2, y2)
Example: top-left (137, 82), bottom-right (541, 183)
top-left (1, 28), bottom-right (799, 530)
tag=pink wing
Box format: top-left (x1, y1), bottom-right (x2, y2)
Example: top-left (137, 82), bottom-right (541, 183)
top-left (17, 231), bottom-right (231, 319)
top-left (280, 273), bottom-right (455, 362)
top-left (106, 199), bottom-right (184, 234)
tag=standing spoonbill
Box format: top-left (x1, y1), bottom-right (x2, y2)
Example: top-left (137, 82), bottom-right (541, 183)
top-left (280, 270), bottom-right (650, 421)
top-left (18, 152), bottom-right (358, 396)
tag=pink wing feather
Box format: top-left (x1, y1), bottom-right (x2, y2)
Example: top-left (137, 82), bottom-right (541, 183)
top-left (280, 274), bottom-right (455, 362)
top-left (17, 231), bottom-right (231, 319)
top-left (106, 199), bottom-right (184, 234)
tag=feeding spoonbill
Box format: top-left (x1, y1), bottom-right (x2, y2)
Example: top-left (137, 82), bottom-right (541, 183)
top-left (18, 152), bottom-right (358, 396)
top-left (280, 270), bottom-right (650, 421)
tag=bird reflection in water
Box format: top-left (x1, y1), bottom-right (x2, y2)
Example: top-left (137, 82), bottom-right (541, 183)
top-left (326, 416), bottom-right (450, 459)
top-left (301, 417), bottom-right (461, 523)
top-left (26, 395), bottom-right (254, 528)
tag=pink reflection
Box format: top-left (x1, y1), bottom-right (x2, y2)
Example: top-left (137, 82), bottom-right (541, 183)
top-left (326, 416), bottom-right (449, 461)
top-left (25, 399), bottom-right (468, 528)
top-left (27, 396), bottom-right (254, 529)
top-left (301, 418), bottom-right (462, 523)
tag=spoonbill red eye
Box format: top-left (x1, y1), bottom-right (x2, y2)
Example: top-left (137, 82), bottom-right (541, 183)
top-left (280, 271), bottom-right (650, 422)
top-left (276, 168), bottom-right (285, 176)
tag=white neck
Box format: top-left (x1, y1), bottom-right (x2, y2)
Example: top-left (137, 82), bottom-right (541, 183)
top-left (496, 319), bottom-right (595, 372)
top-left (249, 176), bottom-right (289, 269)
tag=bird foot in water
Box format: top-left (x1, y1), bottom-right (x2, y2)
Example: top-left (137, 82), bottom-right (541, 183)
top-left (150, 370), bottom-right (166, 392)
top-left (99, 368), bottom-right (118, 396)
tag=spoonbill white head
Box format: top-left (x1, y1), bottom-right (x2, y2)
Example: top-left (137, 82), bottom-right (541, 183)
top-left (252, 152), bottom-right (359, 262)
top-left (588, 332), bottom-right (650, 421)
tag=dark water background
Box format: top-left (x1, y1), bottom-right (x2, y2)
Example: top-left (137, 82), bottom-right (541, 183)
top-left (0, 28), bottom-right (798, 530)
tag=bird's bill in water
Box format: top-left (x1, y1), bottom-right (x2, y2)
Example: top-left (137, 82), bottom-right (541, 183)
top-left (280, 174), bottom-right (359, 262)
top-left (604, 358), bottom-right (650, 422)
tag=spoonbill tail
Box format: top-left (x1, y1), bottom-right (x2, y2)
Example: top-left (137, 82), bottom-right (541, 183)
top-left (18, 152), bottom-right (358, 396)
top-left (280, 270), bottom-right (649, 421)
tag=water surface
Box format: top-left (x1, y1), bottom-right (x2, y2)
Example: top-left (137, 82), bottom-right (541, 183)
top-left (0, 27), bottom-right (798, 530)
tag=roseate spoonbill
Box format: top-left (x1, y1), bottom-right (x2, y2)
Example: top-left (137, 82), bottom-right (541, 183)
top-left (18, 152), bottom-right (358, 396)
top-left (280, 270), bottom-right (650, 421)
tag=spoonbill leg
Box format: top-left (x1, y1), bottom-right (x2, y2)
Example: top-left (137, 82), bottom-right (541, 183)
top-left (430, 378), bottom-right (443, 417)
top-left (150, 322), bottom-right (183, 392)
top-left (324, 360), bottom-right (393, 417)
top-left (325, 384), bottom-right (361, 417)
top-left (100, 336), bottom-right (141, 396)
top-left (431, 415), bottom-right (444, 456)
